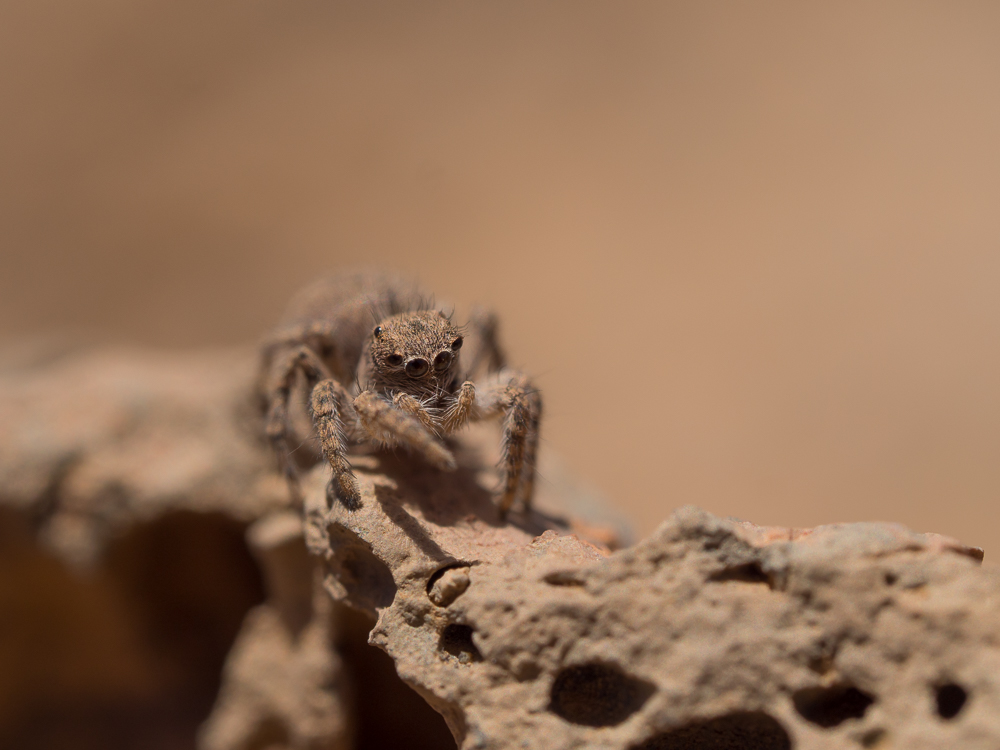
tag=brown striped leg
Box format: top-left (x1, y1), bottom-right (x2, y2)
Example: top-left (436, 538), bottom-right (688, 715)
top-left (517, 398), bottom-right (542, 511)
top-left (310, 378), bottom-right (361, 509)
top-left (461, 307), bottom-right (507, 380)
top-left (475, 370), bottom-right (542, 516)
top-left (263, 345), bottom-right (332, 506)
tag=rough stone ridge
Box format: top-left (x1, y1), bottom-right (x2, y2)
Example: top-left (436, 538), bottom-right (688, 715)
top-left (303, 439), bottom-right (994, 749)
top-left (0, 343), bottom-right (617, 749)
top-left (1, 343), bottom-right (997, 750)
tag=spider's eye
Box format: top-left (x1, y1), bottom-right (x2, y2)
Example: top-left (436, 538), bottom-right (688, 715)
top-left (433, 350), bottom-right (453, 371)
top-left (451, 336), bottom-right (463, 351)
top-left (405, 357), bottom-right (429, 377)
top-left (386, 353), bottom-right (403, 366)
top-left (373, 326), bottom-right (383, 338)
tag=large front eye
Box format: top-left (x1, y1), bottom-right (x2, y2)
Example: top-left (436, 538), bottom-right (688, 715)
top-left (386, 353), bottom-right (403, 366)
top-left (405, 357), bottom-right (429, 377)
top-left (433, 350), bottom-right (453, 371)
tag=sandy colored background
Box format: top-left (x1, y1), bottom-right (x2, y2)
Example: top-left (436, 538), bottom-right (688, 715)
top-left (2, 1), bottom-right (998, 551)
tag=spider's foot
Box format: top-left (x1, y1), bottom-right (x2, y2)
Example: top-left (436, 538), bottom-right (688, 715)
top-left (327, 474), bottom-right (362, 511)
top-left (496, 491), bottom-right (516, 520)
top-left (495, 487), bottom-right (533, 520)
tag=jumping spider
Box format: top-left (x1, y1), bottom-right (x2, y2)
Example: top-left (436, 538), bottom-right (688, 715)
top-left (259, 272), bottom-right (541, 516)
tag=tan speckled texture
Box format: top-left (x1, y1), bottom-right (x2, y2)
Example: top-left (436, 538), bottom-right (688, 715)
top-left (1, 344), bottom-right (996, 750)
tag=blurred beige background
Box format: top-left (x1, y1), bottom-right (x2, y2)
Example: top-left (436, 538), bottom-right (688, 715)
top-left (2, 1), bottom-right (998, 551)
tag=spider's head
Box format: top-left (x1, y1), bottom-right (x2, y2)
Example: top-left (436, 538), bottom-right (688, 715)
top-left (369, 311), bottom-right (463, 393)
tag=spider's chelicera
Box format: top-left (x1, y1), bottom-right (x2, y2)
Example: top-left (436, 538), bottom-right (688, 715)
top-left (259, 272), bottom-right (541, 516)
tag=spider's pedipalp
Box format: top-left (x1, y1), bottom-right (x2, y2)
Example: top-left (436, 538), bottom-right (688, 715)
top-left (442, 380), bottom-right (476, 433)
top-left (392, 391), bottom-right (439, 433)
top-left (353, 390), bottom-right (457, 471)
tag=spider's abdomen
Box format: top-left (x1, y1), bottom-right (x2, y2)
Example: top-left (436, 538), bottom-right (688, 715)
top-left (268, 271), bottom-right (422, 382)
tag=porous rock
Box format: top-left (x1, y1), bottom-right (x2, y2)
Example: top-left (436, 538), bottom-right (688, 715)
top-left (0, 345), bottom-right (343, 750)
top-left (304, 448), bottom-right (995, 750)
top-left (0, 343), bottom-right (617, 749)
top-left (2, 343), bottom-right (998, 750)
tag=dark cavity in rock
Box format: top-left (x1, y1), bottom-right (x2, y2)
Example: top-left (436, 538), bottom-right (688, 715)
top-left (549, 663), bottom-right (654, 727)
top-left (439, 624), bottom-right (482, 663)
top-left (325, 525), bottom-right (397, 612)
top-left (793, 684), bottom-right (875, 728)
top-left (630, 712), bottom-right (791, 750)
top-left (935, 682), bottom-right (968, 720)
top-left (708, 561), bottom-right (773, 586)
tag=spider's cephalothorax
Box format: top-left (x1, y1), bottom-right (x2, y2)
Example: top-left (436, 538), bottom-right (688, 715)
top-left (363, 311), bottom-right (465, 402)
top-left (259, 272), bottom-right (540, 517)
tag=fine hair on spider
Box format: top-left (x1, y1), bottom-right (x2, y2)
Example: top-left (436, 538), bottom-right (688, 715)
top-left (259, 271), bottom-right (541, 517)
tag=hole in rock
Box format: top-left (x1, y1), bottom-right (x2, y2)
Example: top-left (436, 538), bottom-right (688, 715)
top-left (426, 562), bottom-right (469, 595)
top-left (543, 570), bottom-right (585, 586)
top-left (0, 509), bottom-right (265, 750)
top-left (426, 562), bottom-right (472, 607)
top-left (860, 728), bottom-right (886, 747)
top-left (326, 525), bottom-right (397, 611)
top-left (549, 663), bottom-right (655, 727)
top-left (793, 685), bottom-right (874, 728)
top-left (338, 606), bottom-right (457, 749)
top-left (630, 712), bottom-right (791, 750)
top-left (708, 562), bottom-right (772, 586)
top-left (439, 623), bottom-right (482, 663)
top-left (935, 683), bottom-right (968, 720)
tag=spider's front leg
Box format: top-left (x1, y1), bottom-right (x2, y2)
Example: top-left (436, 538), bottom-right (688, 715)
top-left (475, 370), bottom-right (542, 516)
top-left (310, 378), bottom-right (362, 509)
top-left (353, 390), bottom-right (457, 471)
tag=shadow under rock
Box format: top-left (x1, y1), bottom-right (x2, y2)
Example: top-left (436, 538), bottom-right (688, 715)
top-left (0, 509), bottom-right (265, 750)
top-left (337, 604), bottom-right (457, 750)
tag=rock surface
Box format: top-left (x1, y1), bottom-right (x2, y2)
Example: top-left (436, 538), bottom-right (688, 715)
top-left (0, 344), bottom-right (616, 750)
top-left (1, 344), bottom-right (997, 750)
top-left (304, 452), bottom-right (993, 750)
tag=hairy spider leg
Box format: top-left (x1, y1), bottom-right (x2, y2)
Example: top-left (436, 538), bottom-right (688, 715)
top-left (461, 307), bottom-right (507, 381)
top-left (517, 398), bottom-right (542, 510)
top-left (474, 370), bottom-right (542, 516)
top-left (310, 378), bottom-right (362, 509)
top-left (264, 345), bottom-right (334, 505)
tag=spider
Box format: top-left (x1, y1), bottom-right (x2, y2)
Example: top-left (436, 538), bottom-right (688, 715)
top-left (259, 271), bottom-right (541, 516)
